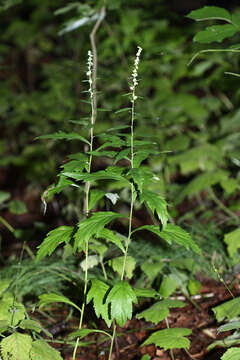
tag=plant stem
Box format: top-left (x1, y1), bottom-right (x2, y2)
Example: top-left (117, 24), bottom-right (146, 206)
top-left (208, 188), bottom-right (239, 223)
top-left (165, 318), bottom-right (175, 360)
top-left (0, 216), bottom-right (15, 233)
top-left (108, 323), bottom-right (116, 360)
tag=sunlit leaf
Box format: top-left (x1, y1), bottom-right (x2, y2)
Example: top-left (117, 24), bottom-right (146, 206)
top-left (221, 348), bottom-right (240, 360)
top-left (30, 339), bottom-right (63, 360)
top-left (1, 333), bottom-right (32, 360)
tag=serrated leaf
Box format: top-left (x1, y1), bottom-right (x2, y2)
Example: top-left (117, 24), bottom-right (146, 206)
top-left (114, 148), bottom-right (130, 164)
top-left (187, 6), bottom-right (232, 22)
top-left (63, 166), bottom-right (129, 183)
top-left (224, 228), bottom-right (240, 259)
top-left (213, 297), bottom-right (240, 322)
top-left (87, 279), bottom-right (111, 327)
top-left (0, 295), bottom-right (25, 326)
top-left (0, 320), bottom-right (8, 334)
top-left (142, 328), bottom-right (192, 350)
top-left (38, 293), bottom-right (81, 313)
top-left (106, 281), bottom-right (137, 327)
top-left (89, 189), bottom-right (105, 211)
top-left (105, 192), bottom-right (120, 205)
top-left (1, 333), bottom-right (32, 360)
top-left (133, 150), bottom-right (156, 168)
top-left (97, 228), bottom-right (125, 253)
top-left (140, 190), bottom-right (168, 228)
top-left (30, 339), bottom-right (63, 360)
top-left (134, 288), bottom-right (158, 298)
top-left (134, 224), bottom-right (201, 254)
top-left (74, 212), bottom-right (125, 251)
top-left (221, 348), bottom-right (240, 360)
top-left (218, 321), bottom-right (240, 333)
top-left (194, 25), bottom-right (237, 44)
top-left (19, 319), bottom-right (42, 333)
top-left (136, 299), bottom-right (185, 324)
top-left (0, 191), bottom-right (10, 204)
top-left (9, 200), bottom-right (27, 215)
top-left (37, 130), bottom-right (90, 145)
top-left (36, 226), bottom-right (74, 262)
top-left (109, 256), bottom-right (136, 279)
top-left (159, 275), bottom-right (179, 298)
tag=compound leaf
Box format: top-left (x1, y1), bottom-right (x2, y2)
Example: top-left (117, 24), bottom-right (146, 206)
top-left (36, 226), bottom-right (74, 262)
top-left (142, 328), bottom-right (192, 350)
top-left (1, 333), bottom-right (32, 360)
top-left (106, 281), bottom-right (137, 327)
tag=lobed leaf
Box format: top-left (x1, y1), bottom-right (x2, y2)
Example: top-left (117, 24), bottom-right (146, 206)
top-left (142, 328), bottom-right (192, 350)
top-left (106, 281), bottom-right (138, 327)
top-left (87, 279), bottom-right (111, 327)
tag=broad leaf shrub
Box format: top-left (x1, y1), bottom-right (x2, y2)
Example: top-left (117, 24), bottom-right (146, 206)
top-left (35, 48), bottom-right (201, 359)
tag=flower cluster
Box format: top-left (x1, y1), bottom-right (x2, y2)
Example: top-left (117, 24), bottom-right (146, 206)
top-left (87, 50), bottom-right (93, 98)
top-left (130, 46), bottom-right (142, 102)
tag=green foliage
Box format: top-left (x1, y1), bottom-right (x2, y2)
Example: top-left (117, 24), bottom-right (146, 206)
top-left (30, 340), bottom-right (63, 360)
top-left (1, 333), bottom-right (32, 360)
top-left (106, 281), bottom-right (138, 327)
top-left (213, 298), bottom-right (240, 322)
top-left (87, 279), bottom-right (111, 327)
top-left (221, 348), bottom-right (240, 360)
top-left (136, 299), bottom-right (185, 324)
top-left (142, 328), bottom-right (192, 350)
top-left (224, 228), bottom-right (240, 263)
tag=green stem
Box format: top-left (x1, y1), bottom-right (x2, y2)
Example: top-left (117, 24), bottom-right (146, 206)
top-left (208, 188), bottom-right (239, 223)
top-left (0, 216), bottom-right (15, 233)
top-left (108, 323), bottom-right (116, 360)
top-left (165, 318), bottom-right (175, 360)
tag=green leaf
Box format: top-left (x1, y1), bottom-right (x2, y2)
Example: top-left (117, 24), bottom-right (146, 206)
top-left (140, 190), bottom-right (168, 228)
top-left (141, 355), bottom-right (150, 360)
top-left (134, 288), bottom-right (158, 298)
top-left (30, 339), bottom-right (63, 360)
top-left (0, 295), bottom-right (25, 326)
top-left (74, 212), bottom-right (125, 251)
top-left (0, 279), bottom-right (11, 296)
top-left (134, 224), bottom-right (201, 254)
top-left (89, 189), bottom-right (105, 211)
top-left (19, 319), bottom-right (42, 333)
top-left (97, 228), bottom-right (125, 253)
top-left (224, 228), bottom-right (240, 259)
top-left (221, 348), bottom-right (240, 360)
top-left (115, 107), bottom-right (131, 114)
top-left (1, 333), bottom-right (32, 360)
top-left (63, 166), bottom-right (129, 183)
top-left (114, 148), bottom-right (130, 164)
top-left (142, 328), bottom-right (192, 350)
top-left (37, 131), bottom-right (90, 145)
top-left (36, 226), bottom-right (74, 262)
top-left (136, 299), bottom-right (185, 324)
top-left (188, 279), bottom-right (202, 295)
top-left (38, 293), bottom-right (81, 313)
top-left (232, 13), bottom-right (240, 28)
top-left (0, 191), bottom-right (10, 204)
top-left (9, 200), bottom-right (27, 215)
top-left (87, 279), bottom-right (111, 327)
top-left (0, 320), bottom-right (9, 334)
top-left (194, 25), bottom-right (237, 44)
top-left (133, 150), bottom-right (157, 168)
top-left (159, 275), bottom-right (179, 298)
top-left (187, 6), bottom-right (232, 22)
top-left (141, 261), bottom-right (164, 282)
top-left (218, 321), bottom-right (240, 333)
top-left (106, 281), bottom-right (138, 327)
top-left (213, 297), bottom-right (240, 322)
top-left (108, 256), bottom-right (136, 279)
